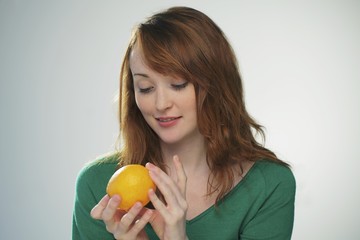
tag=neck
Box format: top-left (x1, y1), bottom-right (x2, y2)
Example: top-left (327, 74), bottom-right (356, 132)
top-left (160, 136), bottom-right (208, 176)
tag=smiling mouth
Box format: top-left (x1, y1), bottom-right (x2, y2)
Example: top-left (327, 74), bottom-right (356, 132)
top-left (156, 117), bottom-right (181, 122)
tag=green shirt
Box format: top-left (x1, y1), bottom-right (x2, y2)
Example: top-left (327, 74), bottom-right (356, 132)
top-left (72, 154), bottom-right (296, 240)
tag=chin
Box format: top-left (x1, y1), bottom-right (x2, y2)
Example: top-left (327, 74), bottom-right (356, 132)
top-left (159, 137), bottom-right (181, 145)
top-left (157, 133), bottom-right (184, 145)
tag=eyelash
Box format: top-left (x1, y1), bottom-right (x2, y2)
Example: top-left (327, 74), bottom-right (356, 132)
top-left (172, 82), bottom-right (189, 90)
top-left (139, 87), bottom-right (153, 93)
top-left (138, 82), bottom-right (189, 93)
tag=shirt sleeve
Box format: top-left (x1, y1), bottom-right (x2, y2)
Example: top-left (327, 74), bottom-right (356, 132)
top-left (72, 165), bottom-right (115, 240)
top-left (240, 165), bottom-right (296, 240)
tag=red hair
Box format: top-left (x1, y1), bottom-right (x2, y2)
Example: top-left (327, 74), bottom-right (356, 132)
top-left (118, 7), bottom-right (288, 202)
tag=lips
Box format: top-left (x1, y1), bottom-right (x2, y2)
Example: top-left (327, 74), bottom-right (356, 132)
top-left (155, 116), bottom-right (181, 127)
top-left (157, 117), bottom-right (180, 122)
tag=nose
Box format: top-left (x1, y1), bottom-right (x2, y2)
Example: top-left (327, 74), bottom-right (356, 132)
top-left (155, 87), bottom-right (172, 111)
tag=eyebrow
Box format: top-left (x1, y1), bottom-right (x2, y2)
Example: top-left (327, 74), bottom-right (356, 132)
top-left (133, 73), bottom-right (149, 78)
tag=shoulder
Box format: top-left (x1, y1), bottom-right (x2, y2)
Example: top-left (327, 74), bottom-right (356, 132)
top-left (250, 159), bottom-right (296, 199)
top-left (75, 152), bottom-right (120, 199)
top-left (234, 160), bottom-right (296, 239)
top-left (73, 152), bottom-right (120, 239)
top-left (253, 160), bottom-right (295, 182)
top-left (78, 152), bottom-right (120, 177)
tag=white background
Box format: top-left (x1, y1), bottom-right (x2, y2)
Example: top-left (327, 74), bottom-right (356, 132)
top-left (1, 0), bottom-right (359, 239)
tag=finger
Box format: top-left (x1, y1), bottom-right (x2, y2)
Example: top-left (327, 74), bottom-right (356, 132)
top-left (102, 195), bottom-right (121, 223)
top-left (148, 166), bottom-right (182, 207)
top-left (114, 204), bottom-right (152, 239)
top-left (127, 208), bottom-right (153, 236)
top-left (146, 162), bottom-right (189, 221)
top-left (118, 202), bottom-right (143, 232)
top-left (173, 155), bottom-right (187, 197)
top-left (148, 188), bottom-right (170, 219)
top-left (90, 194), bottom-right (110, 219)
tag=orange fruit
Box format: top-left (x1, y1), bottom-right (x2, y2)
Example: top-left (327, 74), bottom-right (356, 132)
top-left (106, 164), bottom-right (156, 211)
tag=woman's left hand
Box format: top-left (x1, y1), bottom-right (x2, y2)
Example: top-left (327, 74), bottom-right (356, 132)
top-left (145, 155), bottom-right (189, 240)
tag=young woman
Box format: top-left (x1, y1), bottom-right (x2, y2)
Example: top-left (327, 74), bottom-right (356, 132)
top-left (73, 6), bottom-right (296, 240)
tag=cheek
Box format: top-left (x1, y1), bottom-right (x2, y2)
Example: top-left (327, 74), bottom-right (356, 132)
top-left (135, 95), bottom-right (151, 115)
top-left (186, 98), bottom-right (197, 114)
top-left (186, 89), bottom-right (197, 114)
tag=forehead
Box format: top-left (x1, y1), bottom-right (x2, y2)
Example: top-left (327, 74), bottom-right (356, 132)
top-left (129, 44), bottom-right (170, 78)
top-left (129, 45), bottom-right (147, 71)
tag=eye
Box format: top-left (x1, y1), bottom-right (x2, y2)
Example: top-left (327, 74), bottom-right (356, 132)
top-left (138, 86), bottom-right (153, 93)
top-left (171, 82), bottom-right (189, 91)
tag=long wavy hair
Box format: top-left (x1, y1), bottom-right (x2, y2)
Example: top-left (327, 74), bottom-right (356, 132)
top-left (117, 6), bottom-right (288, 202)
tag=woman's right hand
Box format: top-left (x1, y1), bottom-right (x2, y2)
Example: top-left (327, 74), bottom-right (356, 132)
top-left (90, 194), bottom-right (153, 240)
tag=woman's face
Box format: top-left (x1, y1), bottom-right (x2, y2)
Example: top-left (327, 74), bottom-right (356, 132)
top-left (130, 45), bottom-right (202, 146)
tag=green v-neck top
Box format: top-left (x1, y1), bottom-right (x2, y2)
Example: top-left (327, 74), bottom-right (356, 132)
top-left (72, 154), bottom-right (296, 240)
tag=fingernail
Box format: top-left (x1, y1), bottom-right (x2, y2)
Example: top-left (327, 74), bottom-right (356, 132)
top-left (134, 202), bottom-right (142, 209)
top-left (148, 188), bottom-right (155, 196)
top-left (112, 194), bottom-right (121, 202)
top-left (146, 162), bottom-right (155, 169)
top-left (145, 209), bottom-right (153, 219)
